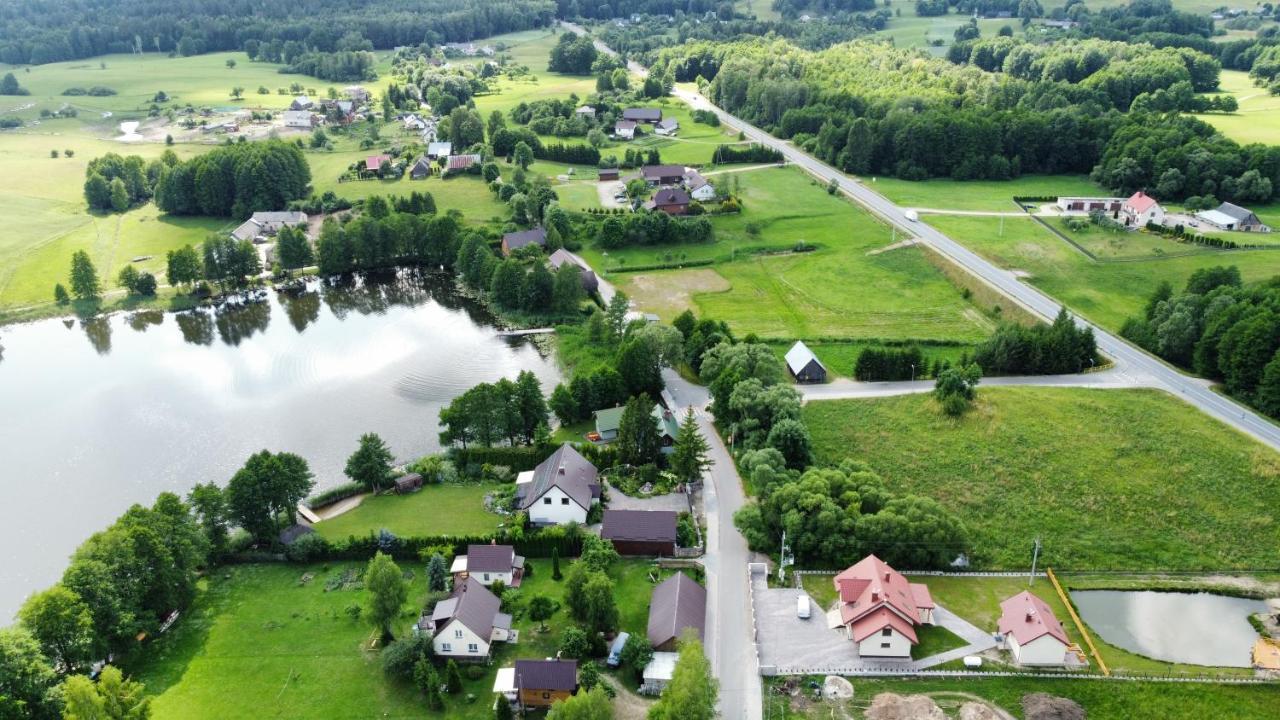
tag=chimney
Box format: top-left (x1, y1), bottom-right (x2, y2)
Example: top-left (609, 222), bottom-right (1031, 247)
top-left (1026, 609), bottom-right (1036, 622)
top-left (884, 571), bottom-right (890, 581)
top-left (558, 465), bottom-right (566, 475)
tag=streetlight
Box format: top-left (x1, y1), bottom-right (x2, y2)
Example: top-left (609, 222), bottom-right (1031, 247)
top-left (910, 363), bottom-right (915, 382)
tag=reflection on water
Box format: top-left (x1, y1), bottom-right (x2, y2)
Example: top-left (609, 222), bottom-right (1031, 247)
top-left (0, 270), bottom-right (561, 619)
top-left (1072, 590), bottom-right (1268, 667)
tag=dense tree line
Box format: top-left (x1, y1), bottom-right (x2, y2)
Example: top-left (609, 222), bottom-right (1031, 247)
top-left (155, 140), bottom-right (310, 217)
top-left (972, 309), bottom-right (1098, 375)
top-left (588, 211), bottom-right (714, 249)
top-left (438, 371), bottom-right (550, 448)
top-left (83, 151), bottom-right (164, 212)
top-left (314, 199), bottom-right (462, 275)
top-left (711, 144), bottom-right (783, 164)
top-left (1122, 267), bottom-right (1280, 418)
top-left (0, 0), bottom-right (556, 65)
top-left (734, 455), bottom-right (969, 569)
top-left (596, 6), bottom-right (886, 57)
top-left (854, 346), bottom-right (925, 381)
top-left (280, 50), bottom-right (377, 82)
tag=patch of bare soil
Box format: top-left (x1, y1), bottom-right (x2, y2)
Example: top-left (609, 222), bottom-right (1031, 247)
top-left (621, 268), bottom-right (730, 317)
top-left (960, 703), bottom-right (1003, 720)
top-left (601, 674), bottom-right (650, 720)
top-left (864, 693), bottom-right (946, 720)
top-left (1021, 693), bottom-right (1086, 720)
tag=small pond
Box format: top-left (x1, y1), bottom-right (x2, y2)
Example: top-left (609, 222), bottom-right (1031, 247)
top-left (1072, 590), bottom-right (1268, 667)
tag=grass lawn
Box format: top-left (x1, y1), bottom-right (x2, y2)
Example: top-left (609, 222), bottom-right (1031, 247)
top-left (803, 387), bottom-right (1280, 571)
top-left (871, 14), bottom-right (1029, 55)
top-left (130, 557), bottom-right (667, 719)
top-left (590, 166), bottom-right (994, 343)
top-left (314, 484), bottom-right (504, 541)
top-left (924, 214), bottom-right (1280, 332)
top-left (910, 624), bottom-right (968, 661)
top-left (869, 174), bottom-right (1104, 212)
top-left (1191, 70), bottom-right (1280, 146)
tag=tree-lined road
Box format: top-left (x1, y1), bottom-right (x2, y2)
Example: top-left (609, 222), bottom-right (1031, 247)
top-left (669, 84), bottom-right (1280, 453)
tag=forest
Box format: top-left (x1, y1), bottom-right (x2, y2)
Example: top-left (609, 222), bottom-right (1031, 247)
top-left (0, 0), bottom-right (557, 64)
top-left (153, 141), bottom-right (311, 218)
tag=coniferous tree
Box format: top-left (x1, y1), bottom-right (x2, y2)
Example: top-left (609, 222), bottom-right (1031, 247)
top-left (69, 250), bottom-right (100, 300)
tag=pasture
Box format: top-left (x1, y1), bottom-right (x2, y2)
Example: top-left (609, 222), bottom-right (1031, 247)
top-left (803, 387), bottom-right (1280, 571)
top-left (1191, 69), bottom-right (1280, 146)
top-left (924, 214), bottom-right (1280, 332)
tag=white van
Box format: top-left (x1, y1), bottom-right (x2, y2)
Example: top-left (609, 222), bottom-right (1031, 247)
top-left (797, 596), bottom-right (811, 620)
top-left (904, 209), bottom-right (919, 222)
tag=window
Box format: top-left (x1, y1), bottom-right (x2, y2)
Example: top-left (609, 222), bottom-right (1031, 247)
top-left (543, 497), bottom-right (552, 505)
top-left (455, 629), bottom-right (463, 639)
top-left (483, 573), bottom-right (490, 581)
top-left (880, 642), bottom-right (890, 649)
top-left (468, 643), bottom-right (478, 653)
top-left (442, 643), bottom-right (451, 652)
top-left (881, 628), bottom-right (892, 637)
top-left (561, 498), bottom-right (570, 505)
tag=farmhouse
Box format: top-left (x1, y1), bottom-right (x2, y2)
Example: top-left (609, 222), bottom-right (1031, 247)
top-left (684, 169), bottom-right (715, 201)
top-left (514, 659), bottom-right (577, 709)
top-left (647, 571), bottom-right (706, 651)
top-left (450, 543), bottom-right (524, 587)
top-left (1055, 196), bottom-right (1122, 213)
top-left (647, 187), bottom-right (691, 215)
top-left (515, 443), bottom-right (600, 525)
top-left (289, 95), bottom-right (314, 111)
top-left (230, 211), bottom-right (308, 243)
top-left (409, 156), bottom-right (433, 180)
top-left (501, 227), bottom-right (547, 256)
top-left (548, 248), bottom-right (600, 293)
top-left (281, 110), bottom-right (316, 129)
top-left (614, 120), bottom-right (637, 140)
top-left (832, 555), bottom-right (935, 658)
top-left (1121, 191), bottom-right (1164, 227)
top-left (641, 164), bottom-right (687, 185)
top-left (998, 591), bottom-right (1072, 667)
top-left (623, 107), bottom-right (662, 123)
top-left (445, 153), bottom-right (481, 174)
top-left (423, 577), bottom-right (511, 661)
top-left (654, 118), bottom-right (679, 136)
top-left (1197, 202), bottom-right (1271, 232)
top-left (593, 404), bottom-right (679, 450)
top-left (601, 510), bottom-right (678, 556)
top-left (784, 341), bottom-right (827, 383)
top-left (427, 141), bottom-right (452, 159)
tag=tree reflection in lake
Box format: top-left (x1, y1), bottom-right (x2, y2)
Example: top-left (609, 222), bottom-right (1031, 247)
top-left (125, 310), bottom-right (165, 333)
top-left (175, 309), bottom-right (215, 346)
top-left (81, 316), bottom-right (112, 355)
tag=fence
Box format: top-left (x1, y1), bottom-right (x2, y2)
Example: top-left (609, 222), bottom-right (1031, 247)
top-left (757, 666), bottom-right (1274, 684)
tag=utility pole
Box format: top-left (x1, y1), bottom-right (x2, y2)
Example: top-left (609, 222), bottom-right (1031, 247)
top-left (1029, 536), bottom-right (1042, 587)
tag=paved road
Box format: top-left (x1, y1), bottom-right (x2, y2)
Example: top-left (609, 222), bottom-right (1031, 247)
top-left (797, 367), bottom-right (1151, 402)
top-left (668, 84), bottom-right (1280, 452)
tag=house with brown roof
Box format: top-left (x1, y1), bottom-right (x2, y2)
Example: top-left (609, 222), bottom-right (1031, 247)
top-left (501, 227), bottom-right (547, 256)
top-left (423, 577), bottom-right (512, 661)
top-left (832, 555), bottom-right (934, 658)
top-left (647, 571), bottom-right (706, 651)
top-left (641, 164), bottom-right (686, 185)
top-left (998, 591), bottom-right (1072, 666)
top-left (514, 659), bottom-right (577, 709)
top-left (602, 510), bottom-right (678, 556)
top-left (646, 187), bottom-right (690, 215)
top-left (450, 543), bottom-right (524, 587)
top-left (514, 443), bottom-right (600, 525)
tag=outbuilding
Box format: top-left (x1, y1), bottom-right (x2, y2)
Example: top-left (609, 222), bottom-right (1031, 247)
top-left (647, 571), bottom-right (706, 651)
top-left (623, 108), bottom-right (662, 123)
top-left (998, 591), bottom-right (1072, 667)
top-left (1197, 202), bottom-right (1271, 232)
top-left (784, 341), bottom-right (827, 383)
top-left (514, 659), bottom-right (577, 709)
top-left (602, 510), bottom-right (678, 556)
top-left (394, 473), bottom-right (423, 493)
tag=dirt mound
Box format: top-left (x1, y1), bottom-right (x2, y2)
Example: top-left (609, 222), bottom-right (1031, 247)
top-left (959, 702), bottom-right (1002, 720)
top-left (822, 675), bottom-right (853, 700)
top-left (1022, 693), bottom-right (1086, 720)
top-left (865, 693), bottom-right (946, 720)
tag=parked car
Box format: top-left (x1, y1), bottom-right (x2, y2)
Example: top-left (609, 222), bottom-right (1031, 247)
top-left (797, 596), bottom-right (810, 619)
top-left (607, 631), bottom-right (630, 667)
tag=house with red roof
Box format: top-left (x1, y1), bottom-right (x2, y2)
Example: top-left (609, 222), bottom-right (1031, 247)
top-left (832, 555), bottom-right (935, 658)
top-left (997, 591), bottom-right (1071, 666)
top-left (365, 154), bottom-right (392, 173)
top-left (1120, 190), bottom-right (1164, 227)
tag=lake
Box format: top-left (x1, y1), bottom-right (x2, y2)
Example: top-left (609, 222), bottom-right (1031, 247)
top-left (1072, 589), bottom-right (1268, 667)
top-left (0, 270), bottom-right (561, 619)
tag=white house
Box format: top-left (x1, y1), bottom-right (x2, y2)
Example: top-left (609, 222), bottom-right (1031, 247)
top-left (282, 110), bottom-right (316, 129)
top-left (424, 577), bottom-right (512, 661)
top-left (515, 443), bottom-right (600, 525)
top-left (449, 543), bottom-right (524, 587)
top-left (833, 555), bottom-right (935, 658)
top-left (1120, 191), bottom-right (1164, 227)
top-left (998, 591), bottom-right (1071, 667)
top-left (684, 170), bottom-right (716, 201)
top-left (614, 120), bottom-right (637, 140)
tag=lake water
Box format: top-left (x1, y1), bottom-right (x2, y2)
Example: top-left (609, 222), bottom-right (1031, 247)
top-left (0, 271), bottom-right (560, 619)
top-left (1072, 590), bottom-right (1269, 667)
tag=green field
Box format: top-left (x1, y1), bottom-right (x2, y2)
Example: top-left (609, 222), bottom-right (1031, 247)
top-left (871, 12), bottom-right (1028, 54)
top-left (803, 387), bottom-right (1280, 571)
top-left (314, 484), bottom-right (504, 541)
top-left (764, 676), bottom-right (1280, 720)
top-left (925, 214), bottom-right (1280, 331)
top-left (869, 175), bottom-right (1103, 212)
top-left (130, 557), bottom-right (668, 719)
top-left (1192, 69), bottom-right (1280, 145)
top-left (587, 166), bottom-right (994, 343)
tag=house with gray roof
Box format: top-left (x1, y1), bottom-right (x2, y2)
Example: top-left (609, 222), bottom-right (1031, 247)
top-left (450, 543), bottom-right (525, 587)
top-left (784, 340), bottom-right (827, 383)
top-left (501, 227), bottom-right (547, 256)
top-left (515, 443), bottom-right (599, 526)
top-left (602, 510), bottom-right (678, 556)
top-left (1197, 202), bottom-right (1271, 232)
top-left (230, 211), bottom-right (308, 243)
top-left (623, 108), bottom-right (662, 123)
top-left (423, 577), bottom-right (512, 661)
top-left (647, 571), bottom-right (706, 651)
top-left (548, 248), bottom-right (599, 294)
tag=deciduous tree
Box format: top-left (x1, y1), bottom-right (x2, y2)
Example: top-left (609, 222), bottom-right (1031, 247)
top-left (345, 432), bottom-right (395, 492)
top-left (364, 552), bottom-right (407, 643)
top-left (18, 585), bottom-right (93, 673)
top-left (647, 635), bottom-right (716, 720)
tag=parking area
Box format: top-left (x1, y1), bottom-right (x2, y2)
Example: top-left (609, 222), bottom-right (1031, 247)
top-left (597, 180), bottom-right (627, 208)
